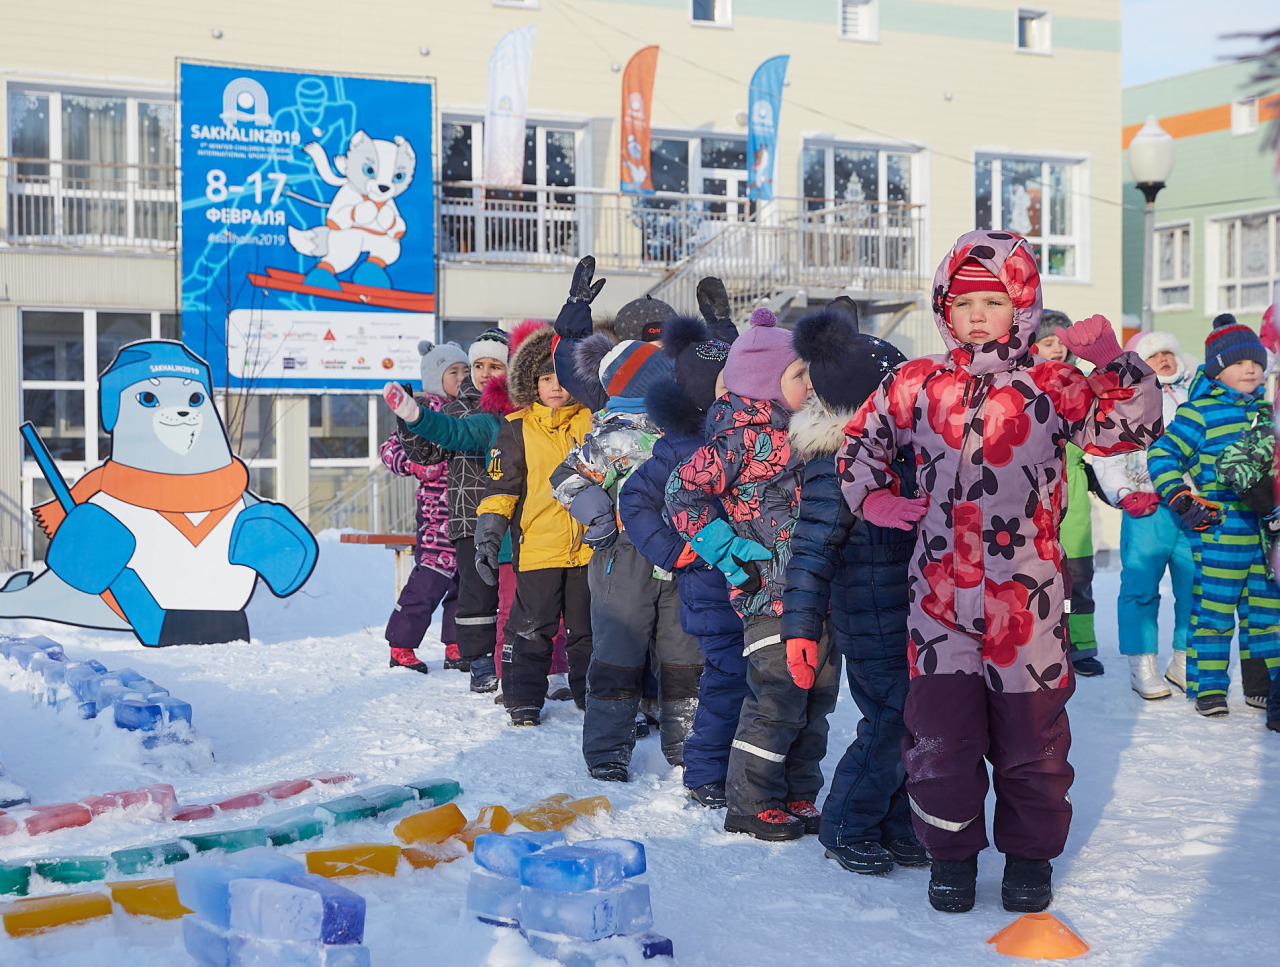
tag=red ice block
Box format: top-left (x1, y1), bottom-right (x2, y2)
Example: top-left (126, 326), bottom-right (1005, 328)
top-left (109, 789), bottom-right (150, 810)
top-left (213, 791), bottom-right (266, 811)
top-left (170, 804), bottom-right (216, 822)
top-left (24, 802), bottom-right (92, 835)
top-left (260, 779), bottom-right (313, 800)
top-left (141, 784), bottom-right (177, 814)
top-left (307, 772), bottom-right (355, 786)
top-left (0, 816), bottom-right (16, 836)
top-left (79, 794), bottom-right (120, 816)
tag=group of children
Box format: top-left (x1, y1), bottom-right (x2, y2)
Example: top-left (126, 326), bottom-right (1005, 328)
top-left (374, 228), bottom-right (1280, 917)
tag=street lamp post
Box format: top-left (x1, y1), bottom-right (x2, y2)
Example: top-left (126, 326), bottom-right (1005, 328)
top-left (1128, 115), bottom-right (1175, 333)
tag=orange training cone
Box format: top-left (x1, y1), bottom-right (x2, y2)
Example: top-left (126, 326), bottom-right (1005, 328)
top-left (987, 913), bottom-right (1089, 959)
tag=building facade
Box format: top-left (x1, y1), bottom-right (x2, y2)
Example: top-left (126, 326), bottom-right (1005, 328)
top-left (0, 0), bottom-right (1122, 567)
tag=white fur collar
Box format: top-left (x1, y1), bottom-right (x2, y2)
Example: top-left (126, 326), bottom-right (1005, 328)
top-left (789, 397), bottom-right (854, 460)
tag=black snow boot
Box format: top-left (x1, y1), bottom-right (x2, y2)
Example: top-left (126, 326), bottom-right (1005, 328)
top-left (1195, 694), bottom-right (1229, 717)
top-left (784, 800), bottom-right (822, 835)
top-left (443, 642), bottom-right (471, 672)
top-left (589, 763), bottom-right (629, 783)
top-left (825, 842), bottom-right (894, 876)
top-left (928, 856), bottom-right (978, 913)
top-left (688, 782), bottom-right (727, 809)
top-left (509, 707), bottom-right (541, 727)
top-left (469, 656), bottom-right (499, 693)
top-left (724, 807), bottom-right (804, 842)
top-left (1002, 856), bottom-right (1053, 913)
top-left (884, 833), bottom-right (930, 867)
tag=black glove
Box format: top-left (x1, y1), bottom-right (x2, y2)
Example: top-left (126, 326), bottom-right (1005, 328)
top-left (568, 255), bottom-right (606, 305)
top-left (696, 276), bottom-right (737, 343)
top-left (1168, 486), bottom-right (1222, 532)
top-left (473, 513), bottom-right (509, 587)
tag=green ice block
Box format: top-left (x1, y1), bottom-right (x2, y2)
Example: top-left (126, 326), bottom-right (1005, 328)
top-left (405, 778), bottom-right (462, 807)
top-left (181, 828), bottom-right (269, 854)
top-left (0, 861), bottom-right (31, 896)
top-left (360, 784), bottom-right (415, 814)
top-left (111, 841), bottom-right (190, 875)
top-left (33, 856), bottom-right (109, 885)
top-left (314, 795), bottom-right (377, 826)
top-left (266, 816), bottom-right (326, 846)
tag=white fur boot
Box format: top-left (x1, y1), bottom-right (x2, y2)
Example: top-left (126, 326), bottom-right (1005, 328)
top-left (1164, 650), bottom-right (1187, 693)
top-left (1130, 654), bottom-right (1172, 700)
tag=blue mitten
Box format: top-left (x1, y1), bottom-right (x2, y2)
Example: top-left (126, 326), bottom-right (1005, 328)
top-left (690, 518), bottom-right (771, 592)
top-left (229, 502), bottom-right (320, 595)
top-left (45, 504), bottom-right (136, 594)
top-left (568, 485), bottom-right (618, 549)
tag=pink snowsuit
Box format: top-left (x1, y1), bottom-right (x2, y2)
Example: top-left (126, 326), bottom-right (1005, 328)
top-left (837, 231), bottom-right (1163, 861)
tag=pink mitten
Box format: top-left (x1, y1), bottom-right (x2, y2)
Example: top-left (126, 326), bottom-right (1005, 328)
top-left (383, 381), bottom-right (421, 422)
top-left (861, 489), bottom-right (929, 531)
top-left (786, 639), bottom-right (819, 690)
top-left (1119, 492), bottom-right (1160, 518)
top-left (1054, 314), bottom-right (1123, 369)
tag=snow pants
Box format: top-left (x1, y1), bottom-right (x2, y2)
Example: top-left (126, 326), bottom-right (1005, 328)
top-left (384, 564), bottom-right (458, 650)
top-left (819, 653), bottom-right (913, 849)
top-left (902, 625), bottom-right (1074, 862)
top-left (676, 569), bottom-right (750, 790)
top-left (1062, 448), bottom-right (1097, 660)
top-left (1065, 557), bottom-right (1098, 660)
top-left (501, 565), bottom-right (592, 714)
top-left (454, 536), bottom-right (499, 662)
top-left (495, 564), bottom-right (568, 681)
top-left (726, 616), bottom-right (840, 816)
top-left (582, 536), bottom-right (703, 770)
top-left (1188, 509), bottom-right (1280, 699)
top-left (1117, 505), bottom-right (1193, 656)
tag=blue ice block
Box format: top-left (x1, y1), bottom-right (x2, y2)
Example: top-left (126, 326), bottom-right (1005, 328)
top-left (129, 677), bottom-right (170, 698)
top-left (518, 845), bottom-right (625, 893)
top-left (577, 838), bottom-right (646, 878)
top-left (510, 831), bottom-right (566, 849)
top-left (28, 652), bottom-right (67, 684)
top-left (9, 644), bottom-right (40, 668)
top-left (65, 662), bottom-right (108, 701)
top-left (474, 833), bottom-right (548, 878)
top-left (25, 635), bottom-right (64, 655)
top-left (175, 851), bottom-right (305, 927)
top-left (114, 699), bottom-right (162, 731)
top-left (466, 868), bottom-right (522, 926)
top-left (518, 881), bottom-right (653, 940)
top-left (230, 934), bottom-right (371, 967)
top-left (183, 915), bottom-right (231, 967)
top-left (229, 872), bottom-right (365, 945)
top-left (93, 683), bottom-right (144, 709)
top-left (155, 694), bottom-right (193, 726)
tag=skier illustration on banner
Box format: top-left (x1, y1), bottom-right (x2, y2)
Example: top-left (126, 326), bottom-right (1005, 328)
top-left (0, 341), bottom-right (319, 647)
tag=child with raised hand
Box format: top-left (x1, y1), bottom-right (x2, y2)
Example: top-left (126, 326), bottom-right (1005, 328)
top-left (665, 308), bottom-right (840, 842)
top-left (782, 305), bottom-right (927, 875)
top-left (474, 323), bottom-right (595, 726)
top-left (1147, 314), bottom-right (1280, 717)
top-left (838, 231), bottom-right (1162, 914)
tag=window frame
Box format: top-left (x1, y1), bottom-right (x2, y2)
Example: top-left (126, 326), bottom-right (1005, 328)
top-left (690, 0), bottom-right (733, 29)
top-left (1015, 8), bottom-right (1052, 55)
top-left (1208, 207), bottom-right (1280, 316)
top-left (1153, 220), bottom-right (1194, 312)
top-left (1231, 96), bottom-right (1259, 136)
top-left (836, 0), bottom-right (880, 44)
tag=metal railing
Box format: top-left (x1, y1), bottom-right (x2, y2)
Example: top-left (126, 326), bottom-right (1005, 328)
top-left (1, 156), bottom-right (176, 251)
top-left (309, 465), bottom-right (417, 535)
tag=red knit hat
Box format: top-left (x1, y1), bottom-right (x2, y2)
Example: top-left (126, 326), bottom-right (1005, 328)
top-left (945, 259), bottom-right (1007, 321)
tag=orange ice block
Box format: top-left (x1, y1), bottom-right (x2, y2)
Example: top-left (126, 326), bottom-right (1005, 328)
top-left (393, 803), bottom-right (467, 845)
top-left (514, 796), bottom-right (577, 832)
top-left (304, 843), bottom-right (401, 878)
top-left (401, 841), bottom-right (466, 870)
top-left (457, 805), bottom-right (515, 849)
top-left (2, 892), bottom-right (113, 937)
top-left (107, 878), bottom-right (191, 920)
top-left (568, 796), bottom-right (611, 817)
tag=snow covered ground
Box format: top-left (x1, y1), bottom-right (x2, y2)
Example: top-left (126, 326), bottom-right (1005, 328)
top-left (1, 531), bottom-right (1277, 965)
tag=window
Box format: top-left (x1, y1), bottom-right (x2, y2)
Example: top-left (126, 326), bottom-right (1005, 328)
top-left (5, 84), bottom-right (175, 246)
top-left (838, 0), bottom-right (879, 42)
top-left (307, 394), bottom-right (396, 515)
top-left (1016, 8), bottom-right (1051, 54)
top-left (639, 132), bottom-right (750, 262)
top-left (803, 141), bottom-right (915, 209)
top-left (1213, 210), bottom-right (1280, 312)
top-left (975, 153), bottom-right (1083, 278)
top-left (1232, 96), bottom-right (1259, 136)
top-left (1154, 223), bottom-right (1192, 310)
top-left (691, 0), bottom-right (731, 27)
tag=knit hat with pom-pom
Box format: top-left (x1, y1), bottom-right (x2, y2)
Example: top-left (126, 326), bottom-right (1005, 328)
top-left (793, 308), bottom-right (905, 412)
top-left (417, 340), bottom-right (469, 398)
top-left (721, 307), bottom-right (800, 407)
top-left (1205, 313), bottom-right (1266, 380)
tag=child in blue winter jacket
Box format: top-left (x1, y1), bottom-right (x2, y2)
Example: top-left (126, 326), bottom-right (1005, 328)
top-left (781, 305), bottom-right (928, 875)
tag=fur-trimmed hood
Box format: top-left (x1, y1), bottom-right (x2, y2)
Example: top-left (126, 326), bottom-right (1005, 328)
top-left (508, 323), bottom-right (555, 408)
top-left (788, 395), bottom-right (853, 460)
top-left (479, 373), bottom-right (516, 416)
top-left (644, 379), bottom-right (707, 436)
top-left (573, 331), bottom-right (617, 392)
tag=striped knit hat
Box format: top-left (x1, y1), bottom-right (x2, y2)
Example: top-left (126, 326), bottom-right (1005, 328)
top-left (468, 327), bottom-right (510, 366)
top-left (599, 339), bottom-right (673, 402)
top-left (1204, 313), bottom-right (1266, 380)
top-left (945, 259), bottom-right (1007, 322)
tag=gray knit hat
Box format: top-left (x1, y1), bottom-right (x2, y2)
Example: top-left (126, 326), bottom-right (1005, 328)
top-left (1035, 309), bottom-right (1076, 364)
top-left (417, 340), bottom-right (468, 397)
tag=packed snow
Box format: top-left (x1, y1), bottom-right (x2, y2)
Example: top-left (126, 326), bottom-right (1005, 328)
top-left (1, 531), bottom-right (1276, 965)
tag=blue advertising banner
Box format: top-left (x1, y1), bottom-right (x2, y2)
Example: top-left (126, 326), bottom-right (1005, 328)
top-left (179, 62), bottom-right (435, 391)
top-left (746, 55), bottom-right (788, 202)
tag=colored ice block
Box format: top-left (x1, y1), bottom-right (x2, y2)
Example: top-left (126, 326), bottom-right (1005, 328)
top-left (32, 856), bottom-right (109, 885)
top-left (182, 827), bottom-right (270, 855)
top-left (141, 782), bottom-right (179, 814)
top-left (0, 816), bottom-right (14, 837)
top-left (513, 796), bottom-right (577, 832)
top-left (394, 802), bottom-right (466, 844)
top-left (2, 891), bottom-right (113, 937)
top-left (25, 635), bottom-right (64, 655)
top-left (304, 843), bottom-right (401, 879)
top-left (262, 778), bottom-right (314, 800)
top-left (155, 695), bottom-right (193, 726)
top-left (519, 881), bottom-right (653, 940)
top-left (306, 772), bottom-right (355, 786)
top-left (173, 803), bottom-right (218, 822)
top-left (182, 915), bottom-right (231, 967)
top-left (229, 872), bottom-right (365, 945)
top-left (107, 877), bottom-right (192, 919)
top-left (215, 791), bottom-right (268, 811)
top-left (401, 841), bottom-right (466, 870)
top-left (174, 851), bottom-right (305, 926)
top-left (94, 683), bottom-right (145, 710)
top-left (28, 652), bottom-right (67, 684)
top-left (473, 833), bottom-right (548, 878)
top-left (519, 845), bottom-right (625, 893)
top-left (404, 777), bottom-right (462, 806)
top-left (8, 644), bottom-right (41, 668)
top-left (578, 838), bottom-right (646, 878)
top-left (114, 699), bottom-right (162, 731)
top-left (358, 784), bottom-right (414, 814)
top-left (23, 802), bottom-right (92, 835)
top-left (313, 795), bottom-right (377, 826)
top-left (568, 795), bottom-right (612, 817)
top-left (64, 661), bottom-right (108, 702)
top-left (112, 840), bottom-right (191, 875)
top-left (456, 804), bottom-right (514, 848)
top-left (0, 861), bottom-right (30, 897)
top-left (231, 934), bottom-right (372, 967)
top-left (267, 815), bottom-right (327, 847)
top-left (511, 831), bottom-right (567, 848)
top-left (466, 868), bottom-right (522, 925)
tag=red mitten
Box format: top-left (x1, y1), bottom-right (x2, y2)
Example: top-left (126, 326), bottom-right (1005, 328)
top-left (674, 543), bottom-right (700, 569)
top-left (1119, 492), bottom-right (1160, 518)
top-left (786, 638), bottom-right (819, 689)
top-left (1054, 314), bottom-right (1123, 369)
top-left (861, 489), bottom-right (929, 531)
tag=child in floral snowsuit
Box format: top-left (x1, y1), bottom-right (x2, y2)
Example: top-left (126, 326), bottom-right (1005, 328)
top-left (837, 231), bottom-right (1162, 914)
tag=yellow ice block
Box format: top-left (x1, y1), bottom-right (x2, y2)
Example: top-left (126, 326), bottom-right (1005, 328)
top-left (568, 795), bottom-right (611, 817)
top-left (401, 841), bottom-right (466, 870)
top-left (2, 891), bottom-right (113, 937)
top-left (456, 804), bottom-right (515, 850)
top-left (514, 795), bottom-right (578, 832)
top-left (107, 878), bottom-right (191, 920)
top-left (393, 803), bottom-right (467, 845)
top-left (304, 843), bottom-right (401, 878)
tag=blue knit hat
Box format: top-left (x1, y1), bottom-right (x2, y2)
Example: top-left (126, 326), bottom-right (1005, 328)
top-left (1205, 313), bottom-right (1266, 381)
top-left (99, 340), bottom-right (213, 432)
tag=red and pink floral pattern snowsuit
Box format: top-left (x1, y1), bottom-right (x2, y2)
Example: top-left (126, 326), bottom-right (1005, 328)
top-left (837, 231), bottom-right (1163, 861)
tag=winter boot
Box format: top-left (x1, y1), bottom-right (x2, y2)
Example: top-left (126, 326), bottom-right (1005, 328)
top-left (659, 697), bottom-right (698, 767)
top-left (634, 714), bottom-right (651, 739)
top-left (509, 706), bottom-right (541, 727)
top-left (546, 673), bottom-right (573, 702)
top-left (640, 696), bottom-right (661, 730)
top-left (1240, 656), bottom-right (1271, 709)
top-left (389, 647), bottom-right (429, 675)
top-left (1195, 694), bottom-right (1228, 717)
top-left (724, 807), bottom-right (805, 842)
top-left (1071, 655), bottom-right (1105, 677)
top-left (469, 656), bottom-right (498, 693)
top-left (443, 642), bottom-right (470, 672)
top-left (884, 833), bottom-right (930, 867)
top-left (1129, 655), bottom-right (1172, 700)
top-left (1002, 856), bottom-right (1053, 913)
top-left (589, 763), bottom-right (629, 783)
top-left (784, 800), bottom-right (822, 835)
top-left (688, 782), bottom-right (727, 809)
top-left (928, 857), bottom-right (978, 913)
top-left (825, 842), bottom-right (894, 875)
top-left (1164, 650), bottom-right (1187, 692)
